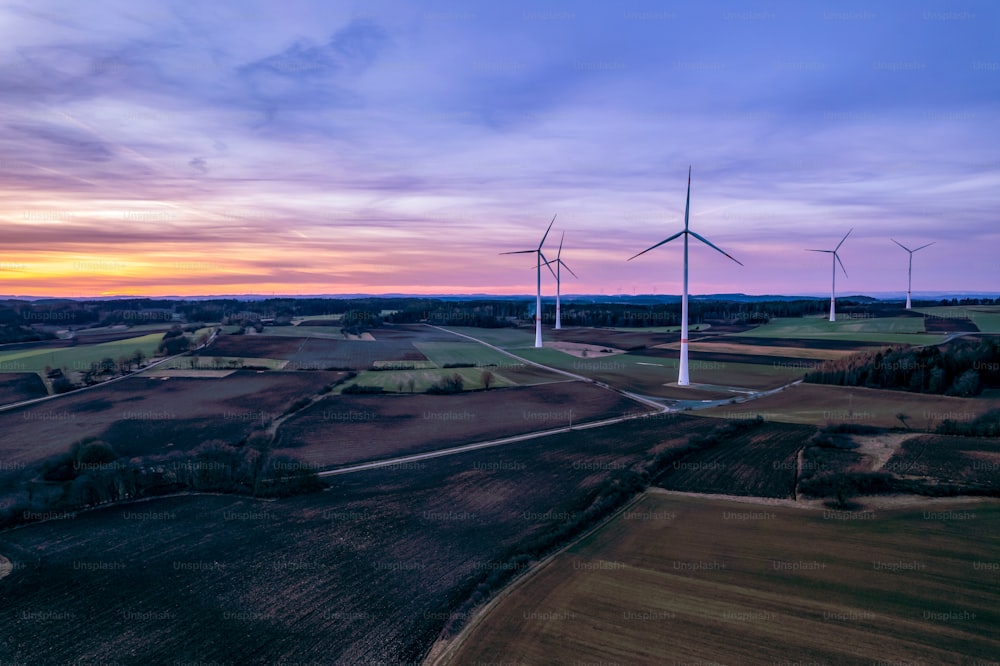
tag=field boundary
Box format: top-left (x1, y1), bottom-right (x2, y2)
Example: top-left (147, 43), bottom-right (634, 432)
top-left (422, 491), bottom-right (650, 666)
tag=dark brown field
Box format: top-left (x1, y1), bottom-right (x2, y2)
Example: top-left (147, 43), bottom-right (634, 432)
top-left (275, 381), bottom-right (647, 468)
top-left (0, 373), bottom-right (47, 405)
top-left (548, 327), bottom-right (675, 350)
top-left (0, 371), bottom-right (344, 467)
top-left (656, 422), bottom-right (816, 498)
top-left (923, 316), bottom-right (980, 333)
top-left (0, 415), bottom-right (720, 665)
top-left (887, 434), bottom-right (1000, 488)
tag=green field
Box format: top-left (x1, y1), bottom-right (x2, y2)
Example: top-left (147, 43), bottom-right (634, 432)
top-left (413, 341), bottom-right (519, 368)
top-left (440, 491), bottom-right (1000, 665)
top-left (733, 315), bottom-right (954, 344)
top-left (435, 326), bottom-right (538, 348)
top-left (0, 333), bottom-right (166, 374)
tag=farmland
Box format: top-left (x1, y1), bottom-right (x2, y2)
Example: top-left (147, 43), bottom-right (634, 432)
top-left (0, 332), bottom-right (166, 376)
top-left (0, 370), bottom-right (345, 468)
top-left (438, 491), bottom-right (1000, 665)
top-left (0, 415), bottom-right (720, 664)
top-left (0, 373), bottom-right (47, 405)
top-left (1, 303), bottom-right (998, 664)
top-left (275, 381), bottom-right (646, 469)
top-left (886, 434), bottom-right (1000, 488)
top-left (697, 382), bottom-right (1000, 428)
top-left (656, 421), bottom-right (815, 498)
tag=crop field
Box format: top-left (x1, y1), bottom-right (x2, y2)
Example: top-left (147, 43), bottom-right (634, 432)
top-left (0, 373), bottom-right (47, 405)
top-left (0, 333), bottom-right (166, 375)
top-left (348, 366), bottom-right (516, 393)
top-left (548, 327), bottom-right (677, 351)
top-left (197, 335), bottom-right (307, 359)
top-left (0, 414), bottom-right (720, 665)
top-left (697, 382), bottom-right (1000, 428)
top-left (656, 422), bottom-right (815, 498)
top-left (914, 305), bottom-right (1000, 334)
top-left (0, 370), bottom-right (345, 468)
top-left (886, 434), bottom-right (1000, 488)
top-left (435, 325), bottom-right (537, 347)
top-left (150, 355), bottom-right (288, 371)
top-left (275, 381), bottom-right (646, 468)
top-left (440, 491), bottom-right (1000, 665)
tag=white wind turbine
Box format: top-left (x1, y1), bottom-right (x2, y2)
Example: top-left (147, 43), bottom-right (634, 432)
top-left (807, 228), bottom-right (852, 322)
top-left (501, 215), bottom-right (557, 348)
top-left (548, 232), bottom-right (578, 330)
top-left (628, 167), bottom-right (743, 386)
top-left (891, 239), bottom-right (935, 310)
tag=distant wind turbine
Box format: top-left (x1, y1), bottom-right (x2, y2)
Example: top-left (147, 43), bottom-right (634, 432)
top-left (807, 228), bottom-right (852, 322)
top-left (545, 232), bottom-right (578, 330)
top-left (501, 216), bottom-right (557, 348)
top-left (891, 239), bottom-right (935, 310)
top-left (628, 167), bottom-right (743, 386)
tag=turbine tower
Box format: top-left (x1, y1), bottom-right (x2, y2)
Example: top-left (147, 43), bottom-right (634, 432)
top-left (807, 229), bottom-right (852, 322)
top-left (628, 167), bottom-right (743, 386)
top-left (501, 216), bottom-right (557, 348)
top-left (551, 232), bottom-right (578, 330)
top-left (891, 239), bottom-right (934, 310)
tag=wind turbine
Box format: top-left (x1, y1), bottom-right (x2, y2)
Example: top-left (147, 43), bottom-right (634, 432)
top-left (891, 239), bottom-right (934, 310)
top-left (501, 216), bottom-right (557, 348)
top-left (547, 232), bottom-right (578, 330)
top-left (807, 228), bottom-right (852, 322)
top-left (628, 167), bottom-right (743, 387)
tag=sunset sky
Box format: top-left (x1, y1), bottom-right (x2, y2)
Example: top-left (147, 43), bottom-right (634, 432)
top-left (1, 1), bottom-right (997, 298)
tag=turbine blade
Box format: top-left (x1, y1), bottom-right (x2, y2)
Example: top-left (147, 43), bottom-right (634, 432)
top-left (890, 238), bottom-right (911, 253)
top-left (913, 241), bottom-right (935, 252)
top-left (683, 166), bottom-right (692, 231)
top-left (538, 215), bottom-right (556, 250)
top-left (557, 231), bottom-right (565, 259)
top-left (805, 249), bottom-right (833, 253)
top-left (540, 253), bottom-right (557, 280)
top-left (835, 252), bottom-right (848, 277)
top-left (689, 230), bottom-right (743, 266)
top-left (835, 227), bottom-right (853, 251)
top-left (627, 230), bottom-right (685, 261)
top-left (560, 259), bottom-right (579, 279)
top-left (500, 249), bottom-right (536, 255)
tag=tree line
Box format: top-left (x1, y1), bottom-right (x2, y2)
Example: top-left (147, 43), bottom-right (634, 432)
top-left (804, 338), bottom-right (1000, 397)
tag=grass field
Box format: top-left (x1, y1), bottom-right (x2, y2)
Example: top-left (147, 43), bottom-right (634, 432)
top-left (413, 341), bottom-right (519, 368)
top-left (0, 333), bottom-right (166, 375)
top-left (264, 325), bottom-right (346, 338)
top-left (733, 315), bottom-right (955, 344)
top-left (440, 491), bottom-right (1000, 665)
top-left (698, 382), bottom-right (1000, 428)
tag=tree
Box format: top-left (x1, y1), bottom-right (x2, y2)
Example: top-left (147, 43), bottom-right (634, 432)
top-left (481, 370), bottom-right (494, 389)
top-left (895, 413), bottom-right (910, 430)
top-left (407, 377), bottom-right (415, 393)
